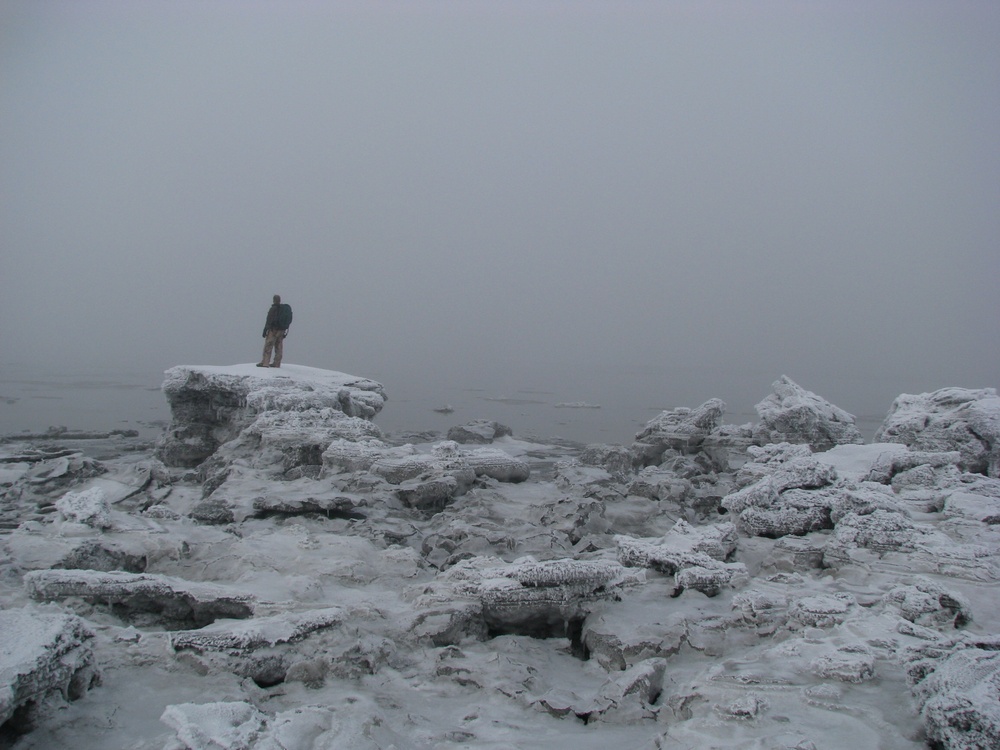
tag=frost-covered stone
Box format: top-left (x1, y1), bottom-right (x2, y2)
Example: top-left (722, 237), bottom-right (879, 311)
top-left (617, 523), bottom-right (746, 597)
top-left (722, 456), bottom-right (839, 538)
top-left (627, 466), bottom-right (692, 503)
top-left (905, 636), bottom-right (1000, 750)
top-left (159, 701), bottom-right (266, 750)
top-left (444, 557), bottom-right (643, 635)
top-left (633, 399), bottom-right (727, 466)
top-left (716, 692), bottom-right (769, 720)
top-left (881, 580), bottom-right (971, 629)
top-left (830, 509), bottom-right (917, 554)
top-left (735, 442), bottom-right (814, 488)
top-left (875, 387), bottom-right (1000, 477)
top-left (580, 444), bottom-right (634, 480)
top-left (616, 521), bottom-right (736, 572)
top-left (250, 493), bottom-right (366, 520)
top-left (157, 364), bottom-right (386, 467)
top-left (731, 588), bottom-right (791, 631)
top-left (170, 608), bottom-right (345, 652)
top-left (446, 420), bottom-right (512, 444)
top-left (462, 446), bottom-right (530, 483)
top-left (674, 562), bottom-right (749, 597)
top-left (25, 570), bottom-right (255, 628)
top-left (723, 457), bottom-right (838, 514)
top-left (55, 487), bottom-right (113, 529)
top-left (0, 609), bottom-right (99, 731)
top-left (753, 376), bottom-right (863, 450)
top-left (737, 485), bottom-right (839, 538)
top-left (788, 593), bottom-right (856, 628)
top-left (809, 644), bottom-right (876, 683)
top-left (321, 438), bottom-right (391, 474)
top-left (582, 603), bottom-right (688, 672)
top-left (161, 698), bottom-right (416, 750)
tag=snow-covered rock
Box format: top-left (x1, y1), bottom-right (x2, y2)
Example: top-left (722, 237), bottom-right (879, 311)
top-left (633, 399), bottom-right (727, 466)
top-left (24, 569), bottom-right (255, 628)
top-left (905, 635), bottom-right (1000, 750)
top-left (54, 487), bottom-right (113, 529)
top-left (446, 419), bottom-right (513, 444)
top-left (753, 375), bottom-right (864, 450)
top-left (442, 557), bottom-right (644, 637)
top-left (875, 386), bottom-right (1000, 477)
top-left (157, 364), bottom-right (386, 467)
top-left (0, 609), bottom-right (99, 731)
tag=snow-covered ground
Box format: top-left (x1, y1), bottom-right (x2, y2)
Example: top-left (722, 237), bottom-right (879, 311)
top-left (1, 365), bottom-right (998, 749)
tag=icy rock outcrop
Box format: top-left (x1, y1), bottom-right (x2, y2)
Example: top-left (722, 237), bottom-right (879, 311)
top-left (580, 444), bottom-right (635, 481)
top-left (735, 442), bottom-right (814, 488)
top-left (633, 399), bottom-right (727, 466)
top-left (615, 521), bottom-right (742, 596)
top-left (0, 609), bottom-right (99, 731)
top-left (722, 456), bottom-right (840, 538)
top-left (157, 364), bottom-right (386, 468)
top-left (217, 408), bottom-right (384, 474)
top-left (54, 487), bottom-right (113, 529)
top-left (161, 697), bottom-right (416, 750)
top-left (875, 387), bottom-right (1000, 477)
top-left (169, 608), bottom-right (350, 688)
top-left (443, 557), bottom-right (644, 636)
top-left (24, 570), bottom-right (255, 628)
top-left (160, 701), bottom-right (266, 750)
top-left (905, 635), bottom-right (1000, 750)
top-left (370, 441), bottom-right (529, 511)
top-left (321, 437), bottom-right (390, 475)
top-left (753, 376), bottom-right (863, 450)
top-left (881, 579), bottom-right (971, 629)
top-left (446, 420), bottom-right (513, 444)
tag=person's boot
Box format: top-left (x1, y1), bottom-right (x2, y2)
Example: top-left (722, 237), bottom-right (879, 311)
top-left (270, 363), bottom-right (281, 368)
top-left (256, 363), bottom-right (268, 367)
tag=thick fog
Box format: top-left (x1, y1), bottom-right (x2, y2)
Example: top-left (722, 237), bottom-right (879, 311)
top-left (2, 1), bottom-right (998, 425)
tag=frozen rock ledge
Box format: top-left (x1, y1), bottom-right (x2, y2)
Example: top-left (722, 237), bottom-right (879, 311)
top-left (0, 609), bottom-right (99, 734)
top-left (156, 364), bottom-right (387, 468)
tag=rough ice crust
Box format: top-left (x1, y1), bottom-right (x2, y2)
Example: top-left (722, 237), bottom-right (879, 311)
top-left (753, 375), bottom-right (864, 450)
top-left (157, 364), bottom-right (387, 467)
top-left (875, 386), bottom-right (1000, 477)
top-left (0, 609), bottom-right (99, 728)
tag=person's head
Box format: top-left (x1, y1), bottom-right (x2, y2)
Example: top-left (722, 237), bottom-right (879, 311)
top-left (273, 294), bottom-right (281, 305)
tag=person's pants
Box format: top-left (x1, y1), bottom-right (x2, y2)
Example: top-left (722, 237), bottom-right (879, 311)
top-left (261, 329), bottom-right (284, 366)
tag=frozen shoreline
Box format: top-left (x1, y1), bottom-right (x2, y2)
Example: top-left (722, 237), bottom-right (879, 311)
top-left (1, 367), bottom-right (997, 749)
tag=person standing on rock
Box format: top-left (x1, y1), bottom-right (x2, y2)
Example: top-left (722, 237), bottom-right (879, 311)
top-left (257, 294), bottom-right (293, 368)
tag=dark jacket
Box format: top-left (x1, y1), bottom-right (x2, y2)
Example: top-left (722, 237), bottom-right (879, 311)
top-left (264, 304), bottom-right (281, 333)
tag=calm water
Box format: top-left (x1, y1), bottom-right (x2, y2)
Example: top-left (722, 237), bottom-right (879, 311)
top-left (0, 363), bottom-right (884, 446)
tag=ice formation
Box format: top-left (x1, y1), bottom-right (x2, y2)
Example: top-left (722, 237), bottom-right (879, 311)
top-left (1, 367), bottom-right (998, 749)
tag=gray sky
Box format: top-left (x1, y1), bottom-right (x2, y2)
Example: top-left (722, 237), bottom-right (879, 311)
top-left (2, 0), bottom-right (998, 421)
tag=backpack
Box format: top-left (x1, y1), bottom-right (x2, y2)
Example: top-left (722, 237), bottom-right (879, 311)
top-left (276, 303), bottom-right (293, 330)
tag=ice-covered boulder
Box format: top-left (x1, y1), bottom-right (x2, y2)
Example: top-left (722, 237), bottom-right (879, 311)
top-left (580, 444), bottom-right (634, 480)
top-left (156, 364), bottom-right (386, 467)
top-left (905, 635), bottom-right (1000, 750)
top-left (321, 437), bottom-right (390, 474)
top-left (161, 697), bottom-right (422, 750)
top-left (462, 446), bottom-right (530, 483)
top-left (0, 609), bottom-right (99, 732)
top-left (881, 579), bottom-right (971, 629)
top-left (446, 419), bottom-right (512, 444)
top-left (370, 441), bottom-right (529, 510)
top-left (633, 399), bottom-right (727, 466)
top-left (442, 557), bottom-right (644, 637)
top-left (24, 569), bottom-right (255, 628)
top-left (875, 387), bottom-right (1000, 477)
top-left (722, 455), bottom-right (840, 538)
top-left (753, 376), bottom-right (863, 450)
top-left (615, 520), bottom-right (737, 575)
top-left (54, 487), bottom-right (113, 529)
